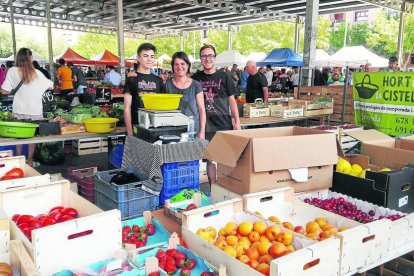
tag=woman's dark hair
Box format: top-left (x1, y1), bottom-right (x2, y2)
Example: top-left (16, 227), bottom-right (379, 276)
top-left (171, 51), bottom-right (191, 74)
top-left (15, 48), bottom-right (36, 83)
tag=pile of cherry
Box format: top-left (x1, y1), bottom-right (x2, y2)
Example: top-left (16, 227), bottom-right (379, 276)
top-left (12, 206), bottom-right (79, 241)
top-left (303, 197), bottom-right (403, 223)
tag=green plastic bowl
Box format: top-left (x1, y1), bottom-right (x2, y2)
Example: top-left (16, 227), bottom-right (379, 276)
top-left (0, 122), bottom-right (39, 138)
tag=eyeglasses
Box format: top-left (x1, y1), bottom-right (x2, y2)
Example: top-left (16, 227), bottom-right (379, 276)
top-left (200, 54), bottom-right (216, 60)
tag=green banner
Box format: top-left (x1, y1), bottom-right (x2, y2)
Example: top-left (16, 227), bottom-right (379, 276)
top-left (353, 72), bottom-right (414, 136)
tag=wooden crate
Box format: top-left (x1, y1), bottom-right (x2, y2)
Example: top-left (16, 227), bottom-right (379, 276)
top-left (294, 86), bottom-right (354, 123)
top-left (269, 105), bottom-right (304, 118)
top-left (10, 240), bottom-right (40, 276)
top-left (289, 99), bottom-right (334, 116)
top-left (72, 138), bottom-right (106, 155)
top-left (0, 212), bottom-right (10, 263)
top-left (182, 198), bottom-right (341, 276)
top-left (243, 103), bottom-right (270, 118)
top-left (60, 124), bottom-right (85, 135)
top-left (0, 178), bottom-right (122, 275)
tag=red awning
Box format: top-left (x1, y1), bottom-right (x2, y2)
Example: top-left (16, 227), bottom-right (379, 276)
top-left (91, 50), bottom-right (133, 66)
top-left (54, 47), bottom-right (95, 65)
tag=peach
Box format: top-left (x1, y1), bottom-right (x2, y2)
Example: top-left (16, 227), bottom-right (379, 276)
top-left (238, 221), bottom-right (253, 236)
top-left (269, 242), bottom-right (287, 258)
top-left (238, 254), bottom-right (250, 264)
top-left (259, 236), bottom-right (270, 243)
top-left (223, 245), bottom-right (237, 258)
top-left (286, 244), bottom-right (296, 252)
top-left (239, 237), bottom-right (252, 247)
top-left (276, 231), bottom-right (294, 246)
top-left (306, 221), bottom-right (320, 230)
top-left (320, 230), bottom-right (334, 240)
top-left (259, 254), bottom-right (273, 264)
top-left (268, 216), bottom-right (281, 224)
top-left (257, 241), bottom-right (272, 256)
top-left (245, 247), bottom-right (260, 261)
top-left (256, 263), bottom-right (270, 276)
top-left (235, 243), bottom-right (248, 257)
top-left (247, 259), bottom-right (259, 269)
top-left (282, 222), bottom-right (294, 231)
top-left (314, 217), bottom-right (328, 227)
top-left (249, 231), bottom-right (260, 242)
top-left (225, 235), bottom-right (239, 246)
top-left (306, 232), bottom-right (320, 240)
top-left (294, 226), bottom-right (306, 235)
top-left (253, 221), bottom-right (268, 235)
top-left (224, 222), bottom-right (238, 235)
top-left (266, 225), bottom-right (282, 241)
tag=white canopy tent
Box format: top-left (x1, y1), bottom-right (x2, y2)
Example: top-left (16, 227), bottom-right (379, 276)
top-left (215, 50), bottom-right (248, 68)
top-left (328, 46), bottom-right (388, 68)
top-left (2, 51), bottom-right (47, 66)
top-left (314, 49), bottom-right (331, 67)
top-left (246, 52), bottom-right (267, 62)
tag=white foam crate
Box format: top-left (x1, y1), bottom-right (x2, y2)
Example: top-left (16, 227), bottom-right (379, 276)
top-left (182, 198), bottom-right (340, 276)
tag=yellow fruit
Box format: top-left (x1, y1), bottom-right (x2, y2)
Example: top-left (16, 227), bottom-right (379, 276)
top-left (276, 231), bottom-right (294, 246)
top-left (314, 217), bottom-right (327, 227)
top-left (253, 221), bottom-right (267, 235)
top-left (235, 243), bottom-right (248, 257)
top-left (255, 211), bottom-right (263, 218)
top-left (196, 228), bottom-right (211, 241)
top-left (338, 227), bottom-right (349, 232)
top-left (337, 158), bottom-right (351, 173)
top-left (259, 236), bottom-right (270, 243)
top-left (215, 240), bottom-right (227, 250)
top-left (351, 164), bottom-right (363, 175)
top-left (358, 169), bottom-right (366, 178)
top-left (268, 216), bottom-right (281, 224)
top-left (218, 227), bottom-right (227, 236)
top-left (238, 222), bottom-right (253, 236)
top-left (239, 237), bottom-right (252, 247)
top-left (224, 222), bottom-right (238, 235)
top-left (282, 222), bottom-right (294, 231)
top-left (225, 235), bottom-right (239, 246)
top-left (380, 168), bottom-right (391, 172)
top-left (205, 226), bottom-right (217, 239)
top-left (257, 241), bottom-right (272, 256)
top-left (223, 246), bottom-right (237, 258)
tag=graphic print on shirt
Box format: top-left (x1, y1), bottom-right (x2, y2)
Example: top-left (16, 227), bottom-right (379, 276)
top-left (138, 80), bottom-right (157, 91)
top-left (199, 79), bottom-right (221, 113)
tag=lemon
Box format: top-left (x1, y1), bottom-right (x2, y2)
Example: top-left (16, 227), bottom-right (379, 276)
top-left (358, 169), bottom-right (366, 178)
top-left (337, 158), bottom-right (351, 173)
top-left (380, 168), bottom-right (391, 172)
top-left (351, 164), bottom-right (363, 175)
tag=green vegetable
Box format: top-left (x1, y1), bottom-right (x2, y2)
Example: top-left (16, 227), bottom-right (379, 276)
top-left (34, 142), bottom-right (65, 165)
top-left (95, 112), bottom-right (109, 118)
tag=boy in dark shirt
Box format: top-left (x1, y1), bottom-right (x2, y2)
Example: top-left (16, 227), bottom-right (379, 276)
top-left (123, 43), bottom-right (165, 136)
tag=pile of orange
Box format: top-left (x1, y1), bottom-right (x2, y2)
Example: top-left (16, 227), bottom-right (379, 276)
top-left (205, 221), bottom-right (296, 275)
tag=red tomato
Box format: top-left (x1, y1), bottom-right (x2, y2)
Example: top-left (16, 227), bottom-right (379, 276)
top-left (62, 207), bottom-right (78, 218)
top-left (16, 215), bottom-right (34, 225)
top-left (60, 215), bottom-right (73, 222)
top-left (48, 210), bottom-right (63, 222)
top-left (30, 220), bottom-right (42, 228)
top-left (3, 168), bottom-right (24, 178)
top-left (41, 217), bottom-right (55, 227)
top-left (18, 223), bottom-right (31, 232)
top-left (35, 214), bottom-right (48, 223)
top-left (49, 206), bottom-right (64, 214)
top-left (11, 214), bottom-right (20, 222)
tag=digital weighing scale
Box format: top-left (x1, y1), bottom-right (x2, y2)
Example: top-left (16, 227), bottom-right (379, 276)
top-left (138, 109), bottom-right (190, 129)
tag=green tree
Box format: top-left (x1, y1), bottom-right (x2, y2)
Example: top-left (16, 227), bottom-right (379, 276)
top-left (348, 23), bottom-right (369, 46)
top-left (329, 22), bottom-right (346, 52)
top-left (403, 14), bottom-right (414, 53)
top-left (0, 28), bottom-right (13, 58)
top-left (316, 16), bottom-right (332, 50)
top-left (366, 11), bottom-right (399, 57)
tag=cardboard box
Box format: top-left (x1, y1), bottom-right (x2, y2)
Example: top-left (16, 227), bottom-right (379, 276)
top-left (243, 103), bottom-right (270, 118)
top-left (334, 130), bottom-right (414, 212)
top-left (203, 126), bottom-right (338, 195)
top-left (269, 105), bottom-right (304, 118)
top-left (0, 178), bottom-right (122, 275)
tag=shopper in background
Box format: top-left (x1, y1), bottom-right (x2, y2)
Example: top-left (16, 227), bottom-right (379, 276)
top-left (103, 65), bottom-right (122, 86)
top-left (245, 60), bottom-right (268, 103)
top-left (68, 62), bottom-right (87, 94)
top-left (57, 58), bottom-right (74, 99)
top-left (364, 63), bottom-right (373, 72)
top-left (381, 57), bottom-right (399, 72)
top-left (192, 44), bottom-right (240, 187)
top-left (32, 61), bottom-right (50, 80)
top-left (290, 66), bottom-right (300, 86)
top-left (0, 48), bottom-right (53, 166)
top-left (0, 64), bottom-right (5, 87)
top-left (240, 66), bottom-right (249, 92)
top-left (124, 43), bottom-right (165, 136)
top-left (230, 64), bottom-right (240, 90)
top-left (265, 65), bottom-right (273, 87)
top-left (165, 51), bottom-right (206, 139)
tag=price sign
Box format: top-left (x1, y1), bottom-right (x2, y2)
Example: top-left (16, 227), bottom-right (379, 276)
top-left (95, 88), bottom-right (111, 105)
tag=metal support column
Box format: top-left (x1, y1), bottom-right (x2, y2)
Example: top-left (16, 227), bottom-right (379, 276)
top-left (397, 3), bottom-right (406, 67)
top-left (193, 31), bottom-right (196, 59)
top-left (302, 0), bottom-right (319, 86)
top-left (294, 17), bottom-right (300, 53)
top-left (227, 25), bottom-right (232, 51)
top-left (116, 0), bottom-right (125, 82)
top-left (46, 0), bottom-right (54, 81)
top-left (341, 66), bottom-right (350, 124)
top-left (9, 0), bottom-right (16, 57)
top-left (180, 32), bottom-right (184, 51)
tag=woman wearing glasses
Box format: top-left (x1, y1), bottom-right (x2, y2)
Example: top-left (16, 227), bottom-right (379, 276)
top-left (165, 51), bottom-right (206, 139)
top-left (192, 44), bottom-right (241, 187)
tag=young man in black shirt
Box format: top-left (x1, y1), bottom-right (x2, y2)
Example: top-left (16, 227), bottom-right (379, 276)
top-left (245, 60), bottom-right (268, 103)
top-left (192, 44), bottom-right (240, 186)
top-left (123, 43), bottom-right (165, 136)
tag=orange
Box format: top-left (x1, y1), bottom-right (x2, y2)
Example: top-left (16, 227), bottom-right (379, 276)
top-left (247, 259), bottom-right (259, 269)
top-left (238, 222), bottom-right (253, 236)
top-left (259, 254), bottom-right (273, 264)
top-left (223, 245), bottom-right (237, 258)
top-left (224, 222), bottom-right (238, 235)
top-left (259, 236), bottom-right (270, 243)
top-left (249, 231), bottom-right (260, 242)
top-left (225, 235), bottom-right (239, 246)
top-left (257, 241), bottom-right (272, 256)
top-left (314, 217), bottom-right (327, 227)
top-left (269, 242), bottom-right (287, 258)
top-left (253, 221), bottom-right (268, 235)
top-left (256, 263), bottom-right (270, 276)
top-left (276, 231), bottom-right (294, 246)
top-left (268, 216), bottom-right (281, 224)
top-left (245, 247), bottom-right (260, 261)
top-left (282, 222), bottom-right (294, 231)
top-left (238, 254), bottom-right (250, 264)
top-left (265, 225), bottom-right (282, 241)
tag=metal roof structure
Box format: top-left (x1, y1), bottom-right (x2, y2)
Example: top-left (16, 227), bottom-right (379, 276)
top-left (0, 0), bottom-right (413, 37)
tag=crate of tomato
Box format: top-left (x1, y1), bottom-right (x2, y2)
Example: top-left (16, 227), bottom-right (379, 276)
top-left (0, 156), bottom-right (40, 181)
top-left (0, 177), bottom-right (122, 275)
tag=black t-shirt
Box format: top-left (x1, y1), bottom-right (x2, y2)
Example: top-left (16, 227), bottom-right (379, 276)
top-left (246, 73), bottom-right (267, 103)
top-left (123, 73), bottom-right (165, 124)
top-left (192, 70), bottom-right (236, 134)
top-left (72, 67), bottom-right (87, 86)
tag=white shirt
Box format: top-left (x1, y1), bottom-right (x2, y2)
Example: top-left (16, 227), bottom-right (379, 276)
top-left (1, 67), bottom-right (53, 115)
top-left (103, 69), bottom-right (122, 86)
top-left (291, 73), bottom-right (299, 86)
top-left (265, 70), bottom-right (273, 86)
